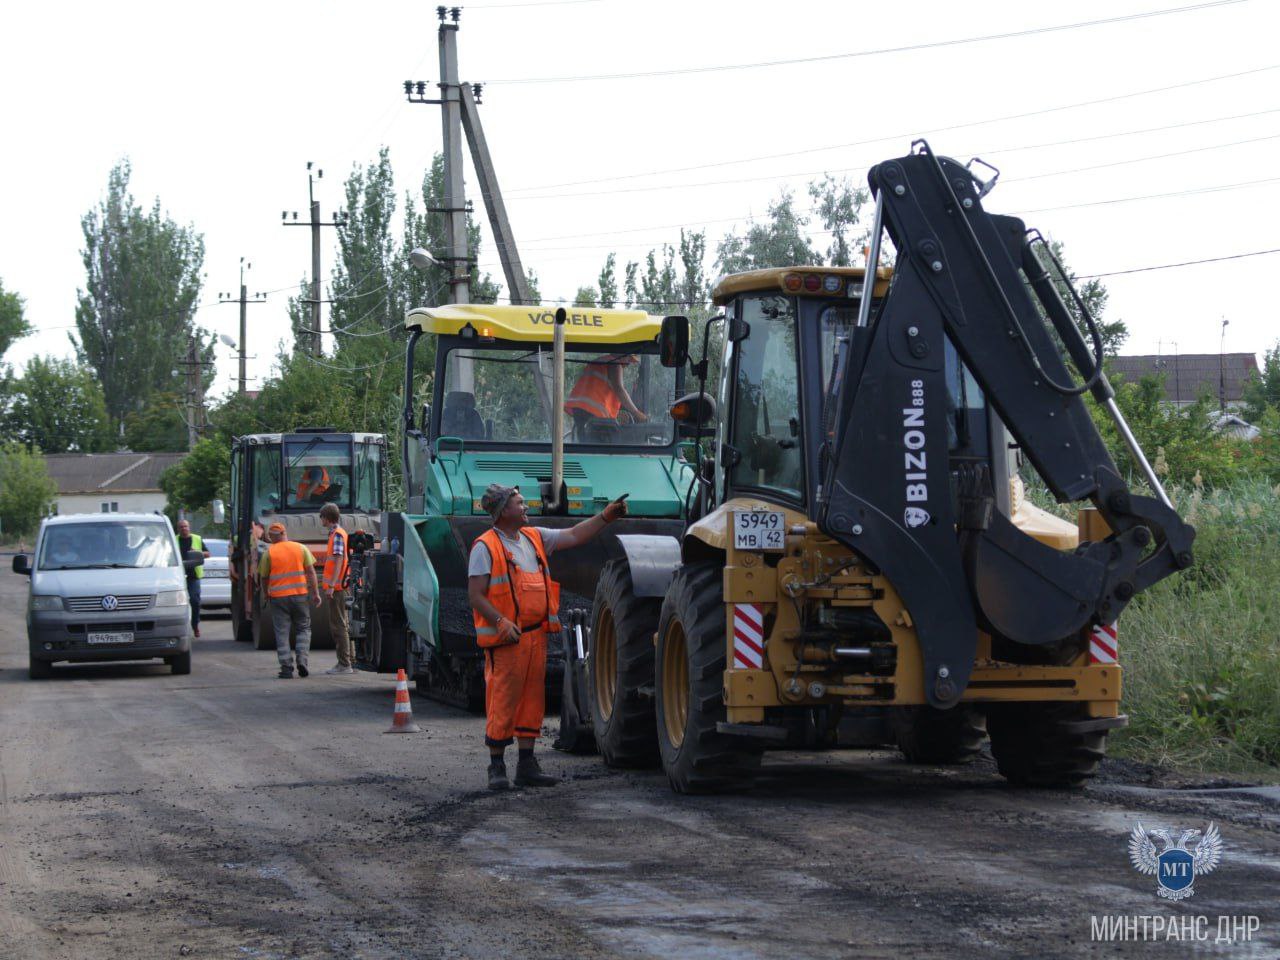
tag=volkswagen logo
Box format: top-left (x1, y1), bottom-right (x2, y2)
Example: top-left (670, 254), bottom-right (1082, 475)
top-left (101, 595), bottom-right (119, 611)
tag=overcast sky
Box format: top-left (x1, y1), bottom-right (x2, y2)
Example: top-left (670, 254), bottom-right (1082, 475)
top-left (2, 0), bottom-right (1277, 399)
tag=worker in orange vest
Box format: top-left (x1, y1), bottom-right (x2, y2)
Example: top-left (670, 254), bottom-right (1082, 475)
top-left (564, 353), bottom-right (648, 439)
top-left (258, 522), bottom-right (322, 678)
top-left (296, 466), bottom-right (331, 503)
top-left (318, 503), bottom-right (355, 675)
top-left (467, 483), bottom-right (627, 790)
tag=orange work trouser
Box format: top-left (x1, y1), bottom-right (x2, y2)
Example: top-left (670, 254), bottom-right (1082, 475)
top-left (484, 566), bottom-right (551, 748)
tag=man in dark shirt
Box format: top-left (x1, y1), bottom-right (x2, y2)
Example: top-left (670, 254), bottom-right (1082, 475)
top-left (176, 519), bottom-right (212, 637)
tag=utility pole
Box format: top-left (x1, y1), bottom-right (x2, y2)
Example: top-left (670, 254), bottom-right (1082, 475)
top-left (404, 6), bottom-right (535, 386)
top-left (282, 163), bottom-right (348, 357)
top-left (217, 258), bottom-right (266, 394)
top-left (1219, 317), bottom-right (1230, 412)
top-left (175, 337), bottom-right (213, 451)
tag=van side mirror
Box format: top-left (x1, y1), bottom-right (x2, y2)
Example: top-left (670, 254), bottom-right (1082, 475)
top-left (12, 554), bottom-right (30, 576)
top-left (211, 500), bottom-right (226, 525)
top-left (658, 315), bottom-right (689, 368)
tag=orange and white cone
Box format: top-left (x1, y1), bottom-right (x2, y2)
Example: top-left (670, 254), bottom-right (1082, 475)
top-left (384, 668), bottom-right (421, 734)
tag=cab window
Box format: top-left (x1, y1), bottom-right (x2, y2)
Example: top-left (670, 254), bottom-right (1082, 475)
top-left (728, 295), bottom-right (803, 500)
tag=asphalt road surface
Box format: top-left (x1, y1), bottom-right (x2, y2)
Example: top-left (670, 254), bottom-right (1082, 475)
top-left (1, 570), bottom-right (1278, 959)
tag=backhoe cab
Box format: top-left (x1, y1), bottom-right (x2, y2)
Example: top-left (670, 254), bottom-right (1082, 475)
top-left (572, 142), bottom-right (1195, 792)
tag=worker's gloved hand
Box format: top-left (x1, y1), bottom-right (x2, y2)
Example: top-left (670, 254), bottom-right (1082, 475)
top-left (497, 617), bottom-right (521, 644)
top-left (602, 499), bottom-right (629, 523)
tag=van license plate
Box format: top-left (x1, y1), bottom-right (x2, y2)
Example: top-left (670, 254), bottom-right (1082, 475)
top-left (733, 511), bottom-right (785, 552)
top-left (87, 632), bottom-right (134, 644)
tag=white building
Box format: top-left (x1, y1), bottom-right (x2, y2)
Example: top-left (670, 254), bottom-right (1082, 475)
top-left (43, 452), bottom-right (187, 516)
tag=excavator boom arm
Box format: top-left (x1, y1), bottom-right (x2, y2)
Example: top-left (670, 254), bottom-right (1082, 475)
top-left (818, 142), bottom-right (1194, 708)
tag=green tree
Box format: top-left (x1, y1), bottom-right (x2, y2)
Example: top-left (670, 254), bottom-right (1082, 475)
top-left (159, 437), bottom-right (230, 512)
top-left (122, 391), bottom-right (188, 452)
top-left (75, 161), bottom-right (211, 428)
top-left (597, 253), bottom-right (618, 308)
top-left (3, 356), bottom-right (112, 453)
top-left (715, 190), bottom-right (818, 274)
top-left (808, 174), bottom-right (868, 267)
top-left (0, 278), bottom-right (30, 359)
top-left (0, 444), bottom-right (57, 538)
top-left (1039, 239), bottom-right (1127, 357)
top-left (1242, 342), bottom-right (1280, 422)
top-left (573, 286), bottom-right (597, 307)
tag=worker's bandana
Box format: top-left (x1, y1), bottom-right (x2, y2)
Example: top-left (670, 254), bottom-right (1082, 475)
top-left (481, 483), bottom-right (519, 522)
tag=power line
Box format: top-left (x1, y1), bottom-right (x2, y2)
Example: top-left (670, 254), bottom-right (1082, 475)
top-left (1015, 174), bottom-right (1280, 214)
top-left (487, 1), bottom-right (1249, 83)
top-left (1005, 132), bottom-right (1280, 184)
top-left (1077, 247), bottom-right (1280, 279)
top-left (510, 69), bottom-right (1280, 194)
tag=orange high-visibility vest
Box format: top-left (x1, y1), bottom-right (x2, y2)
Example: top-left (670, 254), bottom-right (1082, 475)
top-left (471, 527), bottom-right (561, 647)
top-left (323, 524), bottom-right (349, 591)
top-left (297, 467), bottom-right (331, 501)
top-left (266, 541), bottom-right (310, 598)
top-left (564, 361), bottom-right (621, 419)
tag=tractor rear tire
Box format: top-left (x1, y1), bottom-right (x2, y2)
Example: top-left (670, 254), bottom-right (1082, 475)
top-left (654, 563), bottom-right (761, 794)
top-left (987, 703), bottom-right (1108, 787)
top-left (889, 705), bottom-right (987, 765)
top-left (253, 603), bottom-right (275, 651)
top-left (588, 560), bottom-right (662, 767)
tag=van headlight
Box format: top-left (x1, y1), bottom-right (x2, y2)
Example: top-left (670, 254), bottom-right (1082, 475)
top-left (155, 590), bottom-right (189, 607)
top-left (29, 595), bottom-right (62, 611)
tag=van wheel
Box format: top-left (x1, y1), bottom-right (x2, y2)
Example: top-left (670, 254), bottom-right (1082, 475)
top-left (29, 657), bottom-right (53, 680)
top-left (168, 651), bottom-right (192, 675)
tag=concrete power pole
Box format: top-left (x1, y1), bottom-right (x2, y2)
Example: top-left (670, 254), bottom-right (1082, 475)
top-left (176, 337), bottom-right (212, 451)
top-left (218, 258), bottom-right (266, 393)
top-left (404, 7), bottom-right (535, 385)
top-left (283, 163), bottom-right (348, 357)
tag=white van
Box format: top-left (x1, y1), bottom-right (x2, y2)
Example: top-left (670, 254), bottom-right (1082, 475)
top-left (12, 513), bottom-right (195, 678)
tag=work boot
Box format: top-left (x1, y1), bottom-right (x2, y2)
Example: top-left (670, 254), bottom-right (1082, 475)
top-left (277, 665), bottom-right (294, 679)
top-left (513, 754), bottom-right (557, 788)
top-left (487, 759), bottom-right (509, 791)
top-left (297, 663), bottom-right (309, 678)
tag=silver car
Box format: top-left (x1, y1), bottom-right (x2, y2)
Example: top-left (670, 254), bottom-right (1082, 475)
top-left (13, 513), bottom-right (194, 678)
top-left (200, 538), bottom-right (232, 610)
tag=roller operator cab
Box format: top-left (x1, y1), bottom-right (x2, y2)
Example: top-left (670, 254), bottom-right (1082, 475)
top-left (227, 429), bottom-right (386, 650)
top-left (351, 303), bottom-right (693, 711)
top-left (571, 143), bottom-right (1196, 793)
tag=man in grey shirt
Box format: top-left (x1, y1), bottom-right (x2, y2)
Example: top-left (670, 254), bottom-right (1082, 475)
top-left (467, 482), bottom-right (626, 790)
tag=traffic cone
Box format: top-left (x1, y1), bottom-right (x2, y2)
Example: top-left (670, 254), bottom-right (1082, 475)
top-left (384, 668), bottom-right (421, 734)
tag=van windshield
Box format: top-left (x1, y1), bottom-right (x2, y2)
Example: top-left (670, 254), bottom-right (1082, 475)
top-left (39, 522), bottom-right (179, 570)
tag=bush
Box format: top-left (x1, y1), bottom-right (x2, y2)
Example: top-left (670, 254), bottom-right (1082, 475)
top-left (0, 444), bottom-right (57, 537)
top-left (1112, 480), bottom-right (1280, 773)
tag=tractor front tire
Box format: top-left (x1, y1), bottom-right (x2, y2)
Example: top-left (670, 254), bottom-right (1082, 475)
top-left (889, 705), bottom-right (987, 765)
top-left (654, 563), bottom-right (761, 794)
top-left (987, 703), bottom-right (1108, 787)
top-left (588, 560), bottom-right (661, 767)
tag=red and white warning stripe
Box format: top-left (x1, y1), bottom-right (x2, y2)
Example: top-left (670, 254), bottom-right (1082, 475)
top-left (1089, 622), bottom-right (1118, 664)
top-left (733, 603), bottom-right (765, 669)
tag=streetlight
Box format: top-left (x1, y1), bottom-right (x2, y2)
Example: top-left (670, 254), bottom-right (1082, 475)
top-left (219, 334), bottom-right (236, 349)
top-left (409, 247), bottom-right (444, 272)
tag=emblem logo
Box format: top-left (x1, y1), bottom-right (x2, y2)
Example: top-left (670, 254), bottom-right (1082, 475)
top-left (1129, 822), bottom-right (1222, 901)
top-left (903, 507), bottom-right (931, 528)
top-left (101, 594), bottom-right (119, 611)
